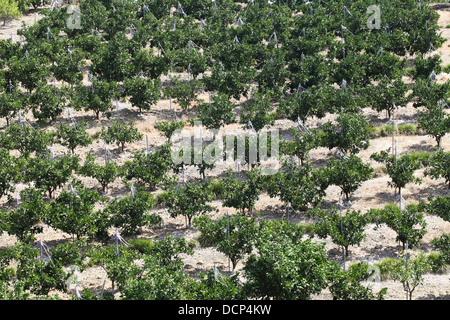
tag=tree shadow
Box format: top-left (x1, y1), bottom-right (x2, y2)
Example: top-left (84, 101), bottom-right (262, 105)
top-left (405, 141), bottom-right (438, 153)
top-left (256, 203), bottom-right (317, 224)
top-left (149, 108), bottom-right (182, 121)
top-left (364, 191), bottom-right (398, 206)
top-left (418, 293), bottom-right (450, 300)
top-left (366, 112), bottom-right (392, 127)
top-left (359, 244), bottom-right (403, 261)
top-left (90, 144), bottom-right (124, 161)
top-left (431, 3), bottom-right (450, 11)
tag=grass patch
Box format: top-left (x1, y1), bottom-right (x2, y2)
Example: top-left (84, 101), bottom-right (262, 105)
top-left (208, 178), bottom-right (225, 199)
top-left (374, 257), bottom-right (398, 280)
top-left (369, 124), bottom-right (420, 138)
top-left (127, 238), bottom-right (155, 254)
top-left (373, 166), bottom-right (387, 178)
top-left (154, 191), bottom-right (170, 207)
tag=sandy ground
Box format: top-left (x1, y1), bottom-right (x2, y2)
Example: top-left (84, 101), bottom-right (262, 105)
top-left (0, 4), bottom-right (450, 300)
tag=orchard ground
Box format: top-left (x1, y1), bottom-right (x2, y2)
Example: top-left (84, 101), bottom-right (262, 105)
top-left (0, 4), bottom-right (449, 300)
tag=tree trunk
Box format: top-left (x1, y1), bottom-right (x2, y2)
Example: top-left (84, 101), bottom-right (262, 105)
top-left (231, 258), bottom-right (237, 272)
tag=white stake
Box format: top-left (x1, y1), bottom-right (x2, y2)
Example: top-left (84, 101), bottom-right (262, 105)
top-left (338, 196), bottom-right (345, 271)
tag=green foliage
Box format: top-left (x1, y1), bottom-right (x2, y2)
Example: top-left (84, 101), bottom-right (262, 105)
top-left (164, 179), bottom-right (216, 228)
top-left (90, 32), bottom-right (133, 82)
top-left (100, 120), bottom-right (143, 152)
top-left (278, 86), bottom-right (328, 123)
top-left (103, 189), bottom-right (160, 236)
top-left (124, 144), bottom-right (172, 190)
top-left (243, 235), bottom-right (332, 300)
top-left (431, 233), bottom-right (450, 266)
top-left (23, 154), bottom-right (79, 198)
top-left (0, 0), bottom-right (22, 26)
top-left (194, 214), bottom-right (258, 271)
top-left (122, 76), bottom-right (161, 113)
top-left (368, 203), bottom-right (427, 251)
top-left (409, 54), bottom-right (442, 81)
top-left (410, 79), bottom-right (450, 108)
top-left (86, 244), bottom-right (138, 292)
top-left (310, 208), bottom-right (369, 256)
top-left (115, 254), bottom-right (193, 300)
top-left (208, 178), bottom-right (225, 199)
top-left (0, 122), bottom-right (54, 158)
top-left (222, 169), bottom-right (262, 215)
top-left (79, 152), bottom-right (123, 193)
top-left (129, 235), bottom-right (194, 270)
top-left (424, 149), bottom-right (450, 189)
top-left (154, 120), bottom-right (185, 141)
top-left (329, 262), bottom-right (387, 300)
top-left (420, 195), bottom-right (450, 222)
top-left (29, 83), bottom-right (66, 125)
top-left (255, 50), bottom-right (288, 95)
top-left (324, 155), bottom-right (373, 202)
top-left (0, 280), bottom-right (30, 300)
top-left (221, 132), bottom-right (280, 169)
top-left (417, 103), bottom-right (450, 147)
top-left (195, 93), bottom-right (236, 129)
top-left (170, 44), bottom-right (209, 79)
top-left (51, 47), bottom-right (85, 87)
top-left (239, 91), bottom-right (275, 132)
top-left (1, 242), bottom-right (68, 296)
top-left (162, 77), bottom-right (203, 110)
top-left (371, 149), bottom-right (422, 194)
top-left (256, 219), bottom-right (314, 244)
top-left (50, 240), bottom-right (86, 270)
top-left (393, 251), bottom-right (431, 300)
top-left (73, 79), bottom-right (118, 120)
top-left (0, 89), bottom-right (25, 126)
top-left (130, 40), bottom-right (172, 78)
top-left (88, 240), bottom-right (191, 299)
top-left (45, 184), bottom-right (101, 240)
top-left (56, 122), bottom-right (93, 154)
top-left (0, 148), bottom-right (24, 200)
top-left (280, 127), bottom-right (321, 166)
top-left (0, 0), bottom-right (448, 301)
top-left (368, 123), bottom-right (418, 138)
top-left (320, 111), bottom-right (371, 155)
top-left (1, 187), bottom-right (47, 243)
top-left (172, 144), bottom-right (218, 180)
top-left (190, 269), bottom-right (243, 300)
top-left (8, 52), bottom-right (50, 93)
top-left (202, 64), bottom-right (254, 100)
top-left (362, 76), bottom-right (409, 118)
top-left (264, 160), bottom-right (326, 211)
